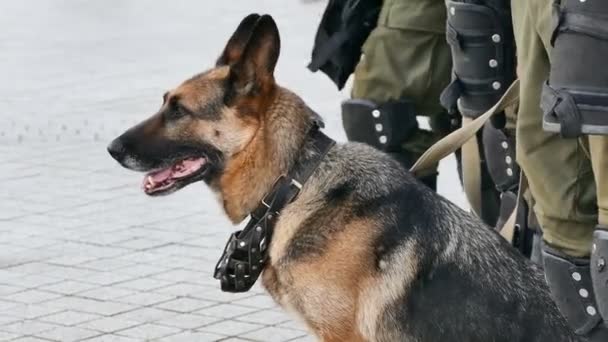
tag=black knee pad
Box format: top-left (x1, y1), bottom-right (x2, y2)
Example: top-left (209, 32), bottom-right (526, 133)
top-left (341, 99), bottom-right (418, 152)
top-left (441, 0), bottom-right (516, 118)
top-left (542, 0), bottom-right (608, 137)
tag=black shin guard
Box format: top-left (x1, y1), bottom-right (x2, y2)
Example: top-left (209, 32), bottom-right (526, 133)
top-left (341, 99), bottom-right (437, 190)
top-left (543, 244), bottom-right (608, 340)
top-left (591, 228), bottom-right (608, 321)
top-left (341, 99), bottom-right (418, 151)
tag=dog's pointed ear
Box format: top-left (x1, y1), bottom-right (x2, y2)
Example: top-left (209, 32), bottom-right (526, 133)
top-left (216, 13), bottom-right (261, 66)
top-left (229, 15), bottom-right (280, 96)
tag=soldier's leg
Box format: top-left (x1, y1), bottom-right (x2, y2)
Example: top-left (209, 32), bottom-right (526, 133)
top-left (514, 0), bottom-right (596, 258)
top-left (514, 0), bottom-right (608, 338)
top-left (535, 0), bottom-right (608, 325)
top-left (589, 137), bottom-right (608, 229)
top-left (590, 135), bottom-right (608, 323)
top-left (342, 0), bottom-right (452, 190)
top-left (441, 0), bottom-right (516, 226)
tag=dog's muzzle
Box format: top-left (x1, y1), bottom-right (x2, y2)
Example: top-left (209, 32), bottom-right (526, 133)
top-left (214, 207), bottom-right (275, 292)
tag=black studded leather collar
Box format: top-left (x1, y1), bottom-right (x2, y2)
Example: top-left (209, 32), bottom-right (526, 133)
top-left (213, 124), bottom-right (335, 292)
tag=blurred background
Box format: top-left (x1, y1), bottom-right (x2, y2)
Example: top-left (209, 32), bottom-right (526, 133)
top-left (0, 1), bottom-right (465, 341)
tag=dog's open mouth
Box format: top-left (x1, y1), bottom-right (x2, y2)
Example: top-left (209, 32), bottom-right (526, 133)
top-left (142, 157), bottom-right (207, 195)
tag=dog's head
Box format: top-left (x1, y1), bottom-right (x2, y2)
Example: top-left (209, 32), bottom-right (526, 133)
top-left (107, 14), bottom-right (281, 196)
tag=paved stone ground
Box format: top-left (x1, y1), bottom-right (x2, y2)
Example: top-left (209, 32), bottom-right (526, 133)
top-left (0, 1), bottom-right (466, 341)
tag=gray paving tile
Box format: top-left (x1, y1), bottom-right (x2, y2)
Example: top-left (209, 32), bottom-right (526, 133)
top-left (0, 270), bottom-right (24, 283)
top-left (241, 327), bottom-right (308, 342)
top-left (179, 288), bottom-right (257, 304)
top-left (154, 331), bottom-right (226, 342)
top-left (114, 238), bottom-right (168, 251)
top-left (39, 281), bottom-right (97, 295)
top-left (78, 317), bottom-right (142, 334)
top-left (115, 278), bottom-right (174, 292)
top-left (114, 323), bottom-right (181, 340)
top-left (287, 336), bottom-right (317, 342)
top-left (197, 320), bottom-right (265, 336)
top-left (152, 283), bottom-right (215, 298)
top-left (111, 308), bottom-right (178, 323)
top-left (113, 264), bottom-right (169, 278)
top-left (0, 320), bottom-right (57, 335)
top-left (81, 334), bottom-right (139, 342)
top-left (43, 297), bottom-right (135, 316)
top-left (0, 304), bottom-right (64, 320)
top-left (0, 283), bottom-right (22, 297)
top-left (45, 255), bottom-right (100, 267)
top-left (10, 337), bottom-right (56, 342)
top-left (78, 273), bottom-right (136, 287)
top-left (114, 292), bottom-right (176, 307)
top-left (194, 304), bottom-right (259, 319)
top-left (150, 270), bottom-right (205, 283)
top-left (4, 290), bottom-right (61, 304)
top-left (231, 295), bottom-right (278, 310)
top-left (234, 309), bottom-right (291, 325)
top-left (78, 259), bottom-right (135, 273)
top-left (37, 326), bottom-right (100, 342)
top-left (155, 314), bottom-right (221, 330)
top-left (154, 298), bottom-right (216, 314)
top-left (0, 315), bottom-right (21, 326)
top-left (0, 331), bottom-right (20, 341)
top-left (77, 287), bottom-right (136, 302)
top-left (39, 310), bottom-right (101, 326)
top-left (2, 275), bottom-right (62, 289)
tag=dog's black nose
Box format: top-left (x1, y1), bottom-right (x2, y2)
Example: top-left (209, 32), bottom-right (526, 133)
top-left (107, 138), bottom-right (125, 161)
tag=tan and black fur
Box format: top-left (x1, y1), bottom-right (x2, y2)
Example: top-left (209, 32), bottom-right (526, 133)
top-left (108, 14), bottom-right (580, 342)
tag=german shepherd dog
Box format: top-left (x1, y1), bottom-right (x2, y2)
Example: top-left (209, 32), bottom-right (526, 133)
top-left (108, 14), bottom-right (579, 342)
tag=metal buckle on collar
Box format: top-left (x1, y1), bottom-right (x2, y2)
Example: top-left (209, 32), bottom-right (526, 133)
top-left (261, 176), bottom-right (302, 209)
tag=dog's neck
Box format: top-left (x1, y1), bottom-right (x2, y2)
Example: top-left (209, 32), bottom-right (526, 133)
top-left (218, 86), bottom-right (319, 223)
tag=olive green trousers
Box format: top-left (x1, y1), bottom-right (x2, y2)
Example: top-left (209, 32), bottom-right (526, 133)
top-left (512, 0), bottom-right (608, 257)
top-left (351, 0), bottom-right (452, 173)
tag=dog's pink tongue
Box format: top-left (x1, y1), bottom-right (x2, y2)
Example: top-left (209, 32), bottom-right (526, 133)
top-left (142, 158), bottom-right (207, 192)
top-left (149, 168), bottom-right (173, 183)
top-left (172, 158), bottom-right (206, 178)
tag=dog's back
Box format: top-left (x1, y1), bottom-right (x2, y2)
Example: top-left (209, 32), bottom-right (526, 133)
top-left (266, 141), bottom-right (579, 341)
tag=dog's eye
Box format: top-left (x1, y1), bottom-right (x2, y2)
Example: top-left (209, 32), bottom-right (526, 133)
top-left (163, 97), bottom-right (188, 120)
top-left (164, 109), bottom-right (184, 120)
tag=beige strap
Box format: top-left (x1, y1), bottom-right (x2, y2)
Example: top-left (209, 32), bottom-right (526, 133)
top-left (500, 207), bottom-right (517, 242)
top-left (410, 79), bottom-right (520, 175)
top-left (499, 171), bottom-right (529, 243)
top-left (461, 117), bottom-right (483, 217)
top-left (408, 79), bottom-right (522, 244)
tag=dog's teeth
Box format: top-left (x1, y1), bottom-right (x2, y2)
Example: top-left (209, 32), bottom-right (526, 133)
top-left (147, 176), bottom-right (155, 186)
